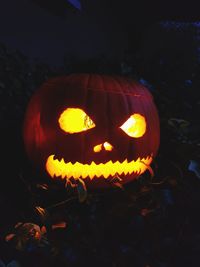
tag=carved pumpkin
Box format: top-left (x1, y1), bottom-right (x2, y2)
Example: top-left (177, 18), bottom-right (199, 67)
top-left (23, 74), bottom-right (160, 188)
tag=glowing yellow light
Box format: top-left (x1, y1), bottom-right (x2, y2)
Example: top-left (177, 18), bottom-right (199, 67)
top-left (103, 142), bottom-right (113, 151)
top-left (120, 113), bottom-right (146, 138)
top-left (58, 108), bottom-right (95, 134)
top-left (46, 154), bottom-right (153, 180)
top-left (93, 142), bottom-right (113, 152)
top-left (93, 144), bottom-right (102, 152)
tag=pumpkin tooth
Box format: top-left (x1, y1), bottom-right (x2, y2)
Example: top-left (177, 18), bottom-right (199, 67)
top-left (123, 169), bottom-right (128, 175)
top-left (88, 175), bottom-right (93, 180)
top-left (82, 168), bottom-right (88, 179)
top-left (90, 173), bottom-right (96, 179)
top-left (96, 164), bottom-right (103, 178)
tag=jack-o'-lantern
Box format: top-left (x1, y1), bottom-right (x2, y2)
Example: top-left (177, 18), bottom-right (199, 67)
top-left (23, 74), bottom-right (160, 188)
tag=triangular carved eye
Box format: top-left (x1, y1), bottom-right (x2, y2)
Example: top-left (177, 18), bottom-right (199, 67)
top-left (59, 108), bottom-right (95, 134)
top-left (120, 113), bottom-right (146, 138)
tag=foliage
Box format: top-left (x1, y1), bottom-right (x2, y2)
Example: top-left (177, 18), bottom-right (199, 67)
top-left (0, 42), bottom-right (200, 267)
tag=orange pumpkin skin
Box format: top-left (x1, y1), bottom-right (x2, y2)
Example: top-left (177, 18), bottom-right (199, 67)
top-left (23, 74), bottom-right (160, 188)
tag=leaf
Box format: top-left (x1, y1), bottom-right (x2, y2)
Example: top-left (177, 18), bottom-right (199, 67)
top-left (77, 178), bottom-right (87, 203)
top-left (110, 175), bottom-right (124, 189)
top-left (40, 226), bottom-right (47, 234)
top-left (67, 0), bottom-right (81, 10)
top-left (140, 161), bottom-right (154, 178)
top-left (52, 221), bottom-right (67, 230)
top-left (110, 174), bottom-right (122, 182)
top-left (161, 189), bottom-right (174, 205)
top-left (112, 182), bottom-right (124, 190)
top-left (14, 222), bottom-right (23, 228)
top-left (6, 223), bottom-right (45, 251)
top-left (168, 118), bottom-right (190, 129)
top-left (65, 178), bottom-right (77, 188)
top-left (35, 206), bottom-right (46, 216)
top-left (36, 184), bottom-right (48, 190)
top-left (168, 177), bottom-right (178, 187)
top-left (34, 206), bottom-right (49, 223)
top-left (15, 240), bottom-right (24, 251)
top-left (5, 233), bottom-right (16, 242)
top-left (140, 185), bottom-right (151, 193)
top-left (188, 160), bottom-right (200, 178)
top-left (140, 208), bottom-right (154, 217)
top-left (7, 260), bottom-right (22, 267)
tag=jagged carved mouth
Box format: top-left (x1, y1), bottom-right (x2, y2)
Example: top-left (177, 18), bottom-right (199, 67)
top-left (46, 154), bottom-right (153, 180)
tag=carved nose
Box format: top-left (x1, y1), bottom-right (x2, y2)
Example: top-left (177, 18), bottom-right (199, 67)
top-left (93, 142), bottom-right (113, 153)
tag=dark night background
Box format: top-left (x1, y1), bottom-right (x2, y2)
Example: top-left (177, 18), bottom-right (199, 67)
top-left (0, 1), bottom-right (200, 267)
